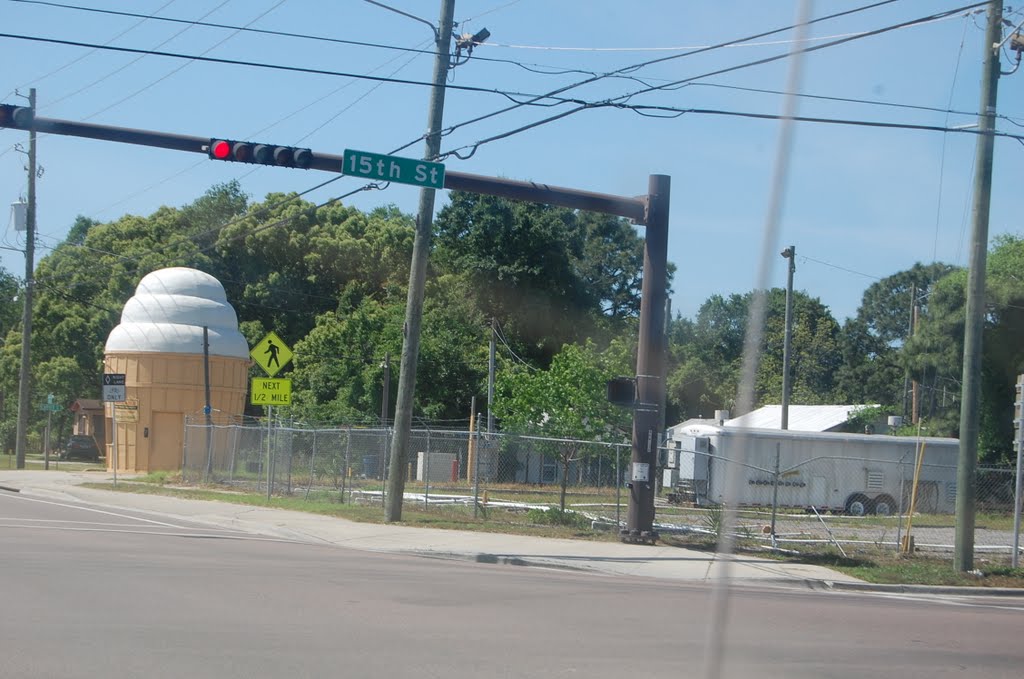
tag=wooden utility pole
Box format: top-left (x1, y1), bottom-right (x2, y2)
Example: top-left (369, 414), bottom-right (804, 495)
top-left (14, 88), bottom-right (36, 470)
top-left (955, 0), bottom-right (1003, 573)
top-left (386, 0), bottom-right (456, 521)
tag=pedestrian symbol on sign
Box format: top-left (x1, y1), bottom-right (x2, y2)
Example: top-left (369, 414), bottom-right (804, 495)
top-left (250, 331), bottom-right (292, 377)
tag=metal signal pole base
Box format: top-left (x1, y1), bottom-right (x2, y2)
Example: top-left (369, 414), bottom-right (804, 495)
top-left (620, 528), bottom-right (659, 545)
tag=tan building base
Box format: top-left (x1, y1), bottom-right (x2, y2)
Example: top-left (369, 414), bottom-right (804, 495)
top-left (103, 352), bottom-right (249, 474)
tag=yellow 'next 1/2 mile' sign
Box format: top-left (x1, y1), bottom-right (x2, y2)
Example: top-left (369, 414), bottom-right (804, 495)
top-left (250, 331), bottom-right (293, 377)
top-left (251, 378), bottom-right (292, 406)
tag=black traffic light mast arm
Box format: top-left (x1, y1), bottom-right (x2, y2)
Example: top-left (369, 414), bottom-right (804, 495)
top-left (1, 108), bottom-right (648, 224)
top-left (1, 106), bottom-right (666, 541)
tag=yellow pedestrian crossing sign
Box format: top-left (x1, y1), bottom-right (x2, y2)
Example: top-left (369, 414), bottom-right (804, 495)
top-left (251, 331), bottom-right (292, 377)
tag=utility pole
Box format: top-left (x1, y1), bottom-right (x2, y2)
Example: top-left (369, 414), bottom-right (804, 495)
top-left (386, 0), bottom-right (455, 522)
top-left (487, 318), bottom-right (496, 433)
top-left (955, 0), bottom-right (1003, 573)
top-left (14, 87), bottom-right (36, 470)
top-left (780, 246), bottom-right (796, 430)
top-left (622, 175), bottom-right (671, 544)
top-left (902, 283), bottom-right (916, 422)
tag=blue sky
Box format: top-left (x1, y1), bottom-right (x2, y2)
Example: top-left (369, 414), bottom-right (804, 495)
top-left (2, 0), bottom-right (1022, 324)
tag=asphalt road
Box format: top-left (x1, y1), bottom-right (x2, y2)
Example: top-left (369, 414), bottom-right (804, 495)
top-left (2, 490), bottom-right (1022, 679)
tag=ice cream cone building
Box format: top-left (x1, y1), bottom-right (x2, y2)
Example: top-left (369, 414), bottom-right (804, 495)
top-left (103, 268), bottom-right (250, 473)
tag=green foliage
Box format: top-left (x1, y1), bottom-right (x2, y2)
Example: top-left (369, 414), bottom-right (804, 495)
top-left (667, 288), bottom-right (841, 419)
top-left (432, 192), bottom-right (648, 366)
top-left (526, 506), bottom-right (592, 529)
top-left (495, 339), bottom-right (633, 511)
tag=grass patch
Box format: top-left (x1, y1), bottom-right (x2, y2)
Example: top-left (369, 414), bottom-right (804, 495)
top-left (78, 478), bottom-right (1024, 587)
top-left (82, 480), bottom-right (619, 541)
top-left (834, 553), bottom-right (1024, 588)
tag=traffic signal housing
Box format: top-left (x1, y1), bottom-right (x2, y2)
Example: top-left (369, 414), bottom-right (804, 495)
top-left (208, 138), bottom-right (312, 169)
top-left (0, 104), bottom-right (34, 129)
top-left (607, 376), bottom-right (637, 408)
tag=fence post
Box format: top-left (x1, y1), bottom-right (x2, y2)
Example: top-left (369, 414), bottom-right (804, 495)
top-left (305, 428), bottom-right (317, 500)
top-left (343, 426), bottom-right (351, 504)
top-left (228, 421), bottom-right (239, 483)
top-left (616, 444), bottom-right (621, 528)
top-left (424, 425), bottom-right (431, 509)
top-left (473, 415), bottom-right (482, 518)
top-left (769, 442), bottom-right (781, 548)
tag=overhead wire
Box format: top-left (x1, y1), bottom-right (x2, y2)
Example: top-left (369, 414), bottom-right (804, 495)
top-left (4, 0), bottom-right (180, 99)
top-left (931, 13), bottom-right (971, 266)
top-left (4, 0), bottom-right (608, 81)
top-left (432, 1), bottom-right (985, 157)
top-left (84, 0), bottom-right (290, 122)
top-left (85, 35), bottom-right (433, 219)
top-left (40, 0), bottom-right (235, 112)
top-left (0, 32), bottom-right (596, 109)
top-left (493, 318), bottom-right (538, 370)
top-left (436, 2), bottom-right (995, 160)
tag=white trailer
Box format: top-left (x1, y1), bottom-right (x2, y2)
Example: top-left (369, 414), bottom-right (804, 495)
top-left (665, 425), bottom-right (961, 516)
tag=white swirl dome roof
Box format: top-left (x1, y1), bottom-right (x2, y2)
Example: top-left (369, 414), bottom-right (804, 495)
top-left (105, 267), bottom-right (249, 359)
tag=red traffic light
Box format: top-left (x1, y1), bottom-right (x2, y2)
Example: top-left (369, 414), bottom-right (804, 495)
top-left (210, 139), bottom-right (231, 160)
top-left (208, 138), bottom-right (312, 169)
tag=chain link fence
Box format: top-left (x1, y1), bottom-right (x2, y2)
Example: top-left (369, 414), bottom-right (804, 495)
top-left (658, 442), bottom-right (1021, 559)
top-left (181, 414), bottom-right (631, 521)
top-left (179, 415), bottom-right (1021, 560)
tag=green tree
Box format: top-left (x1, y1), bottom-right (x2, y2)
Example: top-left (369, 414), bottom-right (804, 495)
top-left (836, 262), bottom-right (955, 409)
top-left (494, 339), bottom-right (632, 511)
top-left (432, 192), bottom-right (647, 366)
top-left (905, 236), bottom-right (1024, 460)
top-left (667, 288), bottom-right (841, 420)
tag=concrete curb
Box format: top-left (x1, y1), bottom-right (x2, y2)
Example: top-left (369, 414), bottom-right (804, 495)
top-left (408, 551), bottom-right (593, 573)
top-left (816, 580), bottom-right (1024, 596)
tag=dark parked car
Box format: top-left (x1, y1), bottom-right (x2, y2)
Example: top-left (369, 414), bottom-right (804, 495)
top-left (62, 435), bottom-right (101, 461)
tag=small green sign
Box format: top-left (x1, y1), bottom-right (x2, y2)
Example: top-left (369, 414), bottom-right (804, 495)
top-left (40, 403), bottom-right (62, 412)
top-left (342, 149), bottom-right (445, 190)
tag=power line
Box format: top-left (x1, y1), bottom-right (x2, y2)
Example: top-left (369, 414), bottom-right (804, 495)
top-left (83, 1), bottom-right (290, 122)
top-left (800, 254), bottom-right (882, 281)
top-left (41, 0), bottom-right (235, 112)
top-left (0, 31), bottom-right (591, 108)
top-left (438, 2), bottom-right (994, 159)
top-left (688, 82), bottom-right (982, 121)
top-left (433, 1), bottom-right (980, 153)
top-left (5, 0), bottom-right (179, 97)
top-left (5, 0), bottom-right (606, 82)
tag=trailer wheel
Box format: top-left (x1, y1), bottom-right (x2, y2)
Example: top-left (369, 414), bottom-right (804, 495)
top-left (844, 493), bottom-right (870, 517)
top-left (873, 495), bottom-right (897, 516)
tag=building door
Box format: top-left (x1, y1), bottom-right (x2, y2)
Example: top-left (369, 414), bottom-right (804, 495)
top-left (151, 412), bottom-right (184, 472)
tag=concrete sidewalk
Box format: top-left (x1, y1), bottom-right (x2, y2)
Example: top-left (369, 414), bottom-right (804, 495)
top-left (0, 469), bottom-right (892, 588)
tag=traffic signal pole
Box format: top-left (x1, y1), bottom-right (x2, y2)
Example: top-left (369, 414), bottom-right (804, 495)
top-left (0, 104), bottom-right (670, 540)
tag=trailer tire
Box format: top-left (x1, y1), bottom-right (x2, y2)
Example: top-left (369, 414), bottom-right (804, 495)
top-left (844, 493), bottom-right (870, 517)
top-left (873, 495), bottom-right (897, 516)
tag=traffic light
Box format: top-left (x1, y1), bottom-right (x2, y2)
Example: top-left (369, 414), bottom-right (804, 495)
top-left (0, 104), bottom-right (34, 129)
top-left (607, 376), bottom-right (636, 407)
top-left (207, 138), bottom-right (312, 169)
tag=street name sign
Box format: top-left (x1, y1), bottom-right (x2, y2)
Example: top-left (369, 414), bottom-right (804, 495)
top-left (251, 378), bottom-right (292, 406)
top-left (342, 149), bottom-right (445, 190)
top-left (102, 373), bottom-right (126, 402)
top-left (250, 331), bottom-right (292, 377)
